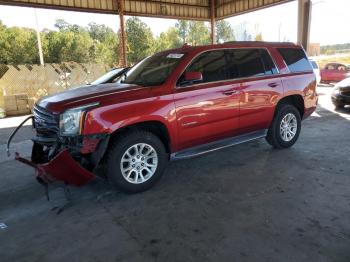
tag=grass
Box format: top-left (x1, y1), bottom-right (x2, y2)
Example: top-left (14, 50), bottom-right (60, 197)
top-left (314, 54), bottom-right (350, 68)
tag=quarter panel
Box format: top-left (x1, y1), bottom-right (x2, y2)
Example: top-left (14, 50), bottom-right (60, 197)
top-left (280, 72), bottom-right (317, 117)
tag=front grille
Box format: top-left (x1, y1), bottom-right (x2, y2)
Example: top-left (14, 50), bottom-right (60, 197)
top-left (33, 106), bottom-right (59, 137)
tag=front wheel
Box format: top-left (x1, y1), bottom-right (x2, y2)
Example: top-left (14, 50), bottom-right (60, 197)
top-left (105, 131), bottom-right (168, 193)
top-left (266, 104), bottom-right (301, 149)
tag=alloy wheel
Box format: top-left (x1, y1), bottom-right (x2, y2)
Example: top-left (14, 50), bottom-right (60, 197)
top-left (120, 143), bottom-right (158, 184)
top-left (279, 113), bottom-right (298, 142)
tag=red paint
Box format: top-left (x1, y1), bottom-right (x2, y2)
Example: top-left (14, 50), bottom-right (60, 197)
top-left (320, 63), bottom-right (350, 83)
top-left (184, 71), bottom-right (203, 82)
top-left (29, 42), bottom-right (317, 186)
top-left (80, 137), bottom-right (101, 154)
top-left (16, 150), bottom-right (95, 186)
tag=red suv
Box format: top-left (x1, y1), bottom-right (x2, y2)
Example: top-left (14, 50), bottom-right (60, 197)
top-left (10, 42), bottom-right (318, 193)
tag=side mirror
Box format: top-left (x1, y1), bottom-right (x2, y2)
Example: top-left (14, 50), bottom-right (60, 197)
top-left (184, 71), bottom-right (203, 83)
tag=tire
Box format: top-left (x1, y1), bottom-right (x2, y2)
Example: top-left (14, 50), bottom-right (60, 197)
top-left (333, 102), bottom-right (344, 109)
top-left (266, 104), bottom-right (301, 149)
top-left (105, 130), bottom-right (168, 193)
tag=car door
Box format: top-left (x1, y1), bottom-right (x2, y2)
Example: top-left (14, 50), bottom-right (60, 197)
top-left (327, 64), bottom-right (338, 81)
top-left (226, 48), bottom-right (283, 134)
top-left (335, 64), bottom-right (348, 82)
top-left (173, 50), bottom-right (240, 150)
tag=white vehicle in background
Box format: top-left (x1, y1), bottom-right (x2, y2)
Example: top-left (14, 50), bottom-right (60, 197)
top-left (309, 59), bottom-right (321, 84)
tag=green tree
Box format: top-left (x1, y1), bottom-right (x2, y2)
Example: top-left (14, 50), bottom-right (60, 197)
top-left (54, 19), bottom-right (70, 31)
top-left (255, 33), bottom-right (263, 41)
top-left (175, 20), bottom-right (210, 46)
top-left (154, 27), bottom-right (182, 52)
top-left (0, 25), bottom-right (38, 64)
top-left (0, 20), bottom-right (5, 31)
top-left (175, 20), bottom-right (189, 44)
top-left (216, 20), bottom-right (235, 43)
top-left (88, 22), bottom-right (114, 42)
top-left (93, 33), bottom-right (119, 65)
top-left (87, 22), bottom-right (119, 65)
top-left (188, 21), bottom-right (210, 45)
top-left (43, 30), bottom-right (94, 63)
top-left (125, 17), bottom-right (154, 64)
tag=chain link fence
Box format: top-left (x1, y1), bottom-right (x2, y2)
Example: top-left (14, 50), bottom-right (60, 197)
top-left (0, 62), bottom-right (110, 117)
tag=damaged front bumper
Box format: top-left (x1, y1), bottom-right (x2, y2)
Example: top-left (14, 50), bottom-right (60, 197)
top-left (15, 150), bottom-right (95, 186)
top-left (7, 115), bottom-right (109, 187)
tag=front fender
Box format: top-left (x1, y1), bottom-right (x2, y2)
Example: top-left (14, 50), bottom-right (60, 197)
top-left (82, 96), bottom-right (178, 152)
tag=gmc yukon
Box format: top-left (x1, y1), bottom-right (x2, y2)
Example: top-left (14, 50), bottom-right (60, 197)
top-left (9, 42), bottom-right (318, 193)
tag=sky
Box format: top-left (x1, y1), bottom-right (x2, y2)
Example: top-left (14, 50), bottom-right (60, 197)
top-left (0, 0), bottom-right (349, 46)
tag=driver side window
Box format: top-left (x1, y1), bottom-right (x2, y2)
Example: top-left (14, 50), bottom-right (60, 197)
top-left (179, 50), bottom-right (230, 86)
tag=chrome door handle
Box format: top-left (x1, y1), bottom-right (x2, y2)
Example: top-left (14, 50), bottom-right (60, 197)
top-left (222, 90), bottom-right (238, 96)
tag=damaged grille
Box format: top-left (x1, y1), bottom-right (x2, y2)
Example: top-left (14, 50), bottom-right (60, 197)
top-left (33, 106), bottom-right (59, 138)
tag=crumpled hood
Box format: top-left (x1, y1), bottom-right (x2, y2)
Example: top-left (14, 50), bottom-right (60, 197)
top-left (37, 83), bottom-right (145, 113)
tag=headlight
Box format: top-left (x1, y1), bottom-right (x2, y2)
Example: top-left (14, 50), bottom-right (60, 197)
top-left (59, 103), bottom-right (99, 135)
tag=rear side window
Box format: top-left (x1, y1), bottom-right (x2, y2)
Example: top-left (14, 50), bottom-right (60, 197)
top-left (226, 48), bottom-right (278, 78)
top-left (277, 48), bottom-right (312, 72)
top-left (185, 50), bottom-right (230, 83)
top-left (259, 49), bottom-right (279, 75)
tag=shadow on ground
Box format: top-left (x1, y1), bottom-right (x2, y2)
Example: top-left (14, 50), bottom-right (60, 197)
top-left (0, 104), bottom-right (349, 262)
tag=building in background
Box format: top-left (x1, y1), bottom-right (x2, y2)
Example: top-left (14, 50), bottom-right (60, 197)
top-left (308, 43), bottom-right (321, 56)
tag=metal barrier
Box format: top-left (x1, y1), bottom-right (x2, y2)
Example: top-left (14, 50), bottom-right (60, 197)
top-left (0, 62), bottom-right (110, 116)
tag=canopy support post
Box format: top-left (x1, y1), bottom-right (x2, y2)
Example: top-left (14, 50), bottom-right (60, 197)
top-left (210, 0), bottom-right (216, 44)
top-left (118, 0), bottom-right (127, 67)
top-left (297, 0), bottom-right (312, 53)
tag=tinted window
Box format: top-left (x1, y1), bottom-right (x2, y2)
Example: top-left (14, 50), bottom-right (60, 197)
top-left (338, 65), bottom-right (347, 71)
top-left (122, 52), bottom-right (184, 86)
top-left (277, 48), bottom-right (312, 72)
top-left (226, 49), bottom-right (277, 78)
top-left (259, 49), bottom-right (279, 75)
top-left (185, 50), bottom-right (230, 83)
top-left (325, 64), bottom-right (336, 70)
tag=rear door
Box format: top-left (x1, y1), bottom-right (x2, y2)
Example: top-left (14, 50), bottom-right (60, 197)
top-left (322, 63), bottom-right (337, 82)
top-left (226, 48), bottom-right (282, 134)
top-left (174, 50), bottom-right (240, 150)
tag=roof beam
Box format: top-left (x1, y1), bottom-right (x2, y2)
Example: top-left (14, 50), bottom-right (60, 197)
top-left (0, 0), bottom-right (296, 20)
top-left (216, 0), bottom-right (294, 20)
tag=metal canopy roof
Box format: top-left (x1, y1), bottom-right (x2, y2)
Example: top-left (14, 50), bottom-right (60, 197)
top-left (0, 0), bottom-right (293, 20)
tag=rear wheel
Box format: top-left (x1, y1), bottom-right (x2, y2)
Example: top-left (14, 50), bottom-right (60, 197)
top-left (266, 104), bottom-right (301, 149)
top-left (105, 130), bottom-right (168, 193)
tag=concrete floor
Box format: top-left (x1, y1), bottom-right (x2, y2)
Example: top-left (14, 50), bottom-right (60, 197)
top-left (0, 86), bottom-right (349, 262)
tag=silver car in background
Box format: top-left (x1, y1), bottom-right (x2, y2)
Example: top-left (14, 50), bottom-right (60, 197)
top-left (309, 59), bottom-right (321, 84)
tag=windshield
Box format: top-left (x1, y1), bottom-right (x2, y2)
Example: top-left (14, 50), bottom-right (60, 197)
top-left (121, 52), bottom-right (185, 86)
top-left (91, 68), bottom-right (124, 85)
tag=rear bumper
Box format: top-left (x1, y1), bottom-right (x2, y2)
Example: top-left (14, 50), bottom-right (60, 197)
top-left (15, 149), bottom-right (95, 186)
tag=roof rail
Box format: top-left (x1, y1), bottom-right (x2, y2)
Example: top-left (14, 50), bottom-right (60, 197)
top-left (223, 41), bottom-right (296, 45)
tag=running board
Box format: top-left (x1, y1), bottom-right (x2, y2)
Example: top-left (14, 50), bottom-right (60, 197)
top-left (170, 129), bottom-right (267, 161)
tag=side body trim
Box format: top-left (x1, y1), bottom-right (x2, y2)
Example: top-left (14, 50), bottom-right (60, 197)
top-left (170, 129), bottom-right (267, 161)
